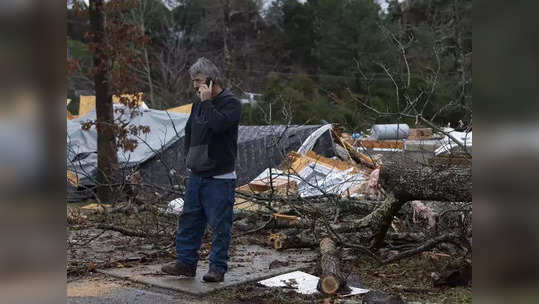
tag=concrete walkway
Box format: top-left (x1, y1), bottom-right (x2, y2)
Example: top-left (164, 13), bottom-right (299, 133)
top-left (99, 245), bottom-right (317, 295)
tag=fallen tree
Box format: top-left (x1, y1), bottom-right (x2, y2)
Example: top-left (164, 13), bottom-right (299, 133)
top-left (291, 159), bottom-right (472, 251)
top-left (369, 159), bottom-right (471, 249)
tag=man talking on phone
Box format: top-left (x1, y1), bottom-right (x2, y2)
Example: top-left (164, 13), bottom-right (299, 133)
top-left (161, 57), bottom-right (241, 282)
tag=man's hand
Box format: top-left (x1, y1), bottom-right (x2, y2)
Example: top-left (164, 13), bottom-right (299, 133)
top-left (198, 80), bottom-right (213, 101)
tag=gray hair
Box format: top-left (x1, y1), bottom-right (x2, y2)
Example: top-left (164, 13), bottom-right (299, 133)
top-left (189, 57), bottom-right (221, 83)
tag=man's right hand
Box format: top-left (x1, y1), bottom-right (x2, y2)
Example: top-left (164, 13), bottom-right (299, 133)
top-left (198, 80), bottom-right (213, 101)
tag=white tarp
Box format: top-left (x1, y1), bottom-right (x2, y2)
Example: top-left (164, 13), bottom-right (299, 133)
top-left (297, 124), bottom-right (333, 155)
top-left (67, 104), bottom-right (189, 185)
top-left (434, 130), bottom-right (472, 156)
top-left (258, 271), bottom-right (369, 295)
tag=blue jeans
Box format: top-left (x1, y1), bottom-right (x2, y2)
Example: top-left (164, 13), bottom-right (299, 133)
top-left (176, 173), bottom-right (235, 273)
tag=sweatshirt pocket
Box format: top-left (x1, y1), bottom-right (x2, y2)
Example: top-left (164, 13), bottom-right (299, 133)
top-left (186, 144), bottom-right (215, 172)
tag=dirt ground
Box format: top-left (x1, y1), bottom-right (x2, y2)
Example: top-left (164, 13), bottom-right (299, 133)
top-left (67, 203), bottom-right (471, 303)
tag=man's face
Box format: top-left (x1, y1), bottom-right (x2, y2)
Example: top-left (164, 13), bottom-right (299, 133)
top-left (191, 74), bottom-right (207, 92)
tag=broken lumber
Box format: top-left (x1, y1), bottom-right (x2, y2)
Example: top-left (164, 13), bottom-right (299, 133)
top-left (358, 139), bottom-right (404, 150)
top-left (272, 213), bottom-right (299, 223)
top-left (340, 139), bottom-right (377, 169)
top-left (271, 213), bottom-right (308, 227)
top-left (317, 238), bottom-right (348, 294)
top-left (408, 128), bottom-right (433, 140)
top-left (248, 177), bottom-right (298, 195)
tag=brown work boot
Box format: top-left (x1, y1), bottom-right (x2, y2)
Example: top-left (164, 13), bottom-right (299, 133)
top-left (161, 261), bottom-right (196, 277)
top-left (202, 268), bottom-right (225, 282)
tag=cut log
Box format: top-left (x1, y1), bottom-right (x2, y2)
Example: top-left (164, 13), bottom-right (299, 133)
top-left (316, 238), bottom-right (348, 294)
top-left (269, 231), bottom-right (317, 250)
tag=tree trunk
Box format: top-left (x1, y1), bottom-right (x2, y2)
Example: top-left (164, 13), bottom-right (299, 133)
top-left (317, 238), bottom-right (348, 295)
top-left (380, 160), bottom-right (472, 202)
top-left (89, 0), bottom-right (118, 203)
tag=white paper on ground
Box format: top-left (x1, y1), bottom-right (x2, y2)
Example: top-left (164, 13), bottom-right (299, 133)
top-left (166, 198), bottom-right (184, 215)
top-left (258, 270), bottom-right (369, 296)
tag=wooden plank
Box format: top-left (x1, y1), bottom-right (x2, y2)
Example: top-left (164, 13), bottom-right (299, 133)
top-left (248, 177), bottom-right (297, 193)
top-left (357, 140), bottom-right (404, 149)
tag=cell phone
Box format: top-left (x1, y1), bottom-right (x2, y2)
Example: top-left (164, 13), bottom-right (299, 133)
top-left (205, 78), bottom-right (212, 86)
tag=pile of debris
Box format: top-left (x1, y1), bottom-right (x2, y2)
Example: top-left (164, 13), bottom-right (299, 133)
top-left (228, 123), bottom-right (472, 296)
top-left (236, 122), bottom-right (471, 203)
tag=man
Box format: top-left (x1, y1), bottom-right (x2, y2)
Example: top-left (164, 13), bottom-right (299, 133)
top-left (161, 57), bottom-right (241, 282)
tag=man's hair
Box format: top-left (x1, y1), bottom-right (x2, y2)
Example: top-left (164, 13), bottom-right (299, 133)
top-left (189, 57), bottom-right (221, 84)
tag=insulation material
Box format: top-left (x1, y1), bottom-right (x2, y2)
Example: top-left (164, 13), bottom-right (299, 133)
top-left (410, 201), bottom-right (437, 229)
top-left (258, 271), bottom-right (369, 296)
top-left (345, 168), bottom-right (383, 200)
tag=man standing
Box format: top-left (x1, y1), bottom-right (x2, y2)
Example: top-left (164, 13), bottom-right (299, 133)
top-left (161, 58), bottom-right (241, 282)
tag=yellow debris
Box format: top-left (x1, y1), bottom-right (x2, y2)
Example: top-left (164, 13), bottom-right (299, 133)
top-left (112, 92), bottom-right (145, 106)
top-left (81, 203), bottom-right (111, 211)
top-left (283, 151), bottom-right (360, 174)
top-left (167, 103), bottom-right (192, 114)
top-left (78, 95), bottom-right (96, 117)
top-left (66, 170), bottom-right (80, 186)
top-left (76, 93), bottom-right (146, 118)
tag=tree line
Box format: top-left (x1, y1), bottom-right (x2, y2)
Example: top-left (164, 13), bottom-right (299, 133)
top-left (68, 0), bottom-right (471, 131)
